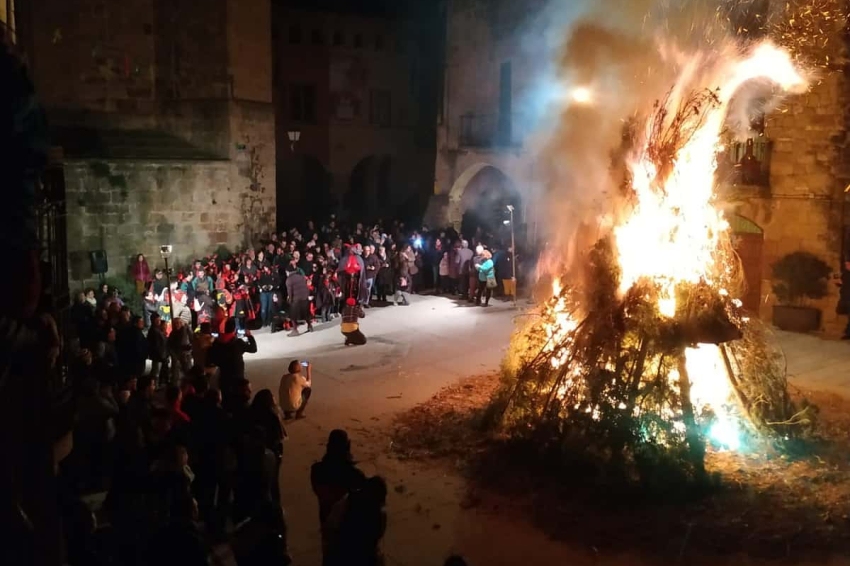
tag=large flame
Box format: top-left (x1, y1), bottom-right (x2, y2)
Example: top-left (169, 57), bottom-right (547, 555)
top-left (542, 41), bottom-right (808, 450)
top-left (615, 42), bottom-right (806, 318)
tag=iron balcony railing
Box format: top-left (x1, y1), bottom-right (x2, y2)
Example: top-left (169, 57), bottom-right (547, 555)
top-left (458, 112), bottom-right (525, 148)
top-left (716, 137), bottom-right (773, 187)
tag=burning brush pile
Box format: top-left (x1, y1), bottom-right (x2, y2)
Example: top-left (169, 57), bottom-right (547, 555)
top-left (496, 43), bottom-right (817, 482)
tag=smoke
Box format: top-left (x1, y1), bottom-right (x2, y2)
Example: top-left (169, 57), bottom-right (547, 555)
top-left (513, 0), bottom-right (798, 273)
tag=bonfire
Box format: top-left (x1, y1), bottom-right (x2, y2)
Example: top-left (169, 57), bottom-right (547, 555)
top-left (497, 42), bottom-right (816, 480)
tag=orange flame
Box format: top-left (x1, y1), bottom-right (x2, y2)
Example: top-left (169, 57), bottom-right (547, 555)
top-left (541, 41), bottom-right (808, 449)
top-left (614, 42), bottom-right (807, 317)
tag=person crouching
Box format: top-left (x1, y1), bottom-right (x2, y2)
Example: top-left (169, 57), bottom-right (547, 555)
top-left (340, 298), bottom-right (366, 346)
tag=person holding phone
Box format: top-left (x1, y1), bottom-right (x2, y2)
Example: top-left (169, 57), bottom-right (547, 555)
top-left (279, 359), bottom-right (312, 420)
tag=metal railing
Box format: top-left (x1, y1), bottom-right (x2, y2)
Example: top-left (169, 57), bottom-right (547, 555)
top-left (36, 151), bottom-right (71, 393)
top-left (716, 137), bottom-right (772, 187)
top-left (458, 112), bottom-right (525, 148)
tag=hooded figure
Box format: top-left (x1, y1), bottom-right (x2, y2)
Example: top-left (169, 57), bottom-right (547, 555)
top-left (337, 244), bottom-right (367, 304)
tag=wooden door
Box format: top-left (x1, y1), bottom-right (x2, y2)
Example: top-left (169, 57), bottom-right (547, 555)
top-left (731, 228), bottom-right (764, 316)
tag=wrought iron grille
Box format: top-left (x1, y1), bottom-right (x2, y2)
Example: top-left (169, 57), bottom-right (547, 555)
top-left (36, 150), bottom-right (71, 390)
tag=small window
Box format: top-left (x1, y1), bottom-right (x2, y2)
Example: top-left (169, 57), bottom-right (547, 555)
top-left (369, 89), bottom-right (391, 127)
top-left (375, 35), bottom-right (384, 51)
top-left (290, 84), bottom-right (317, 124)
top-left (311, 29), bottom-right (324, 45)
top-left (353, 33), bottom-right (363, 48)
top-left (289, 25), bottom-right (302, 45)
top-left (333, 30), bottom-right (344, 46)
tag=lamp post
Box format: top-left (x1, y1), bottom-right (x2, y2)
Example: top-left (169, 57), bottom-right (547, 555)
top-left (287, 130), bottom-right (301, 152)
top-left (160, 244), bottom-right (174, 332)
top-left (506, 205), bottom-right (517, 308)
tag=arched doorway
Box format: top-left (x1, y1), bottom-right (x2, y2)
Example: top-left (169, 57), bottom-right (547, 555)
top-left (345, 156), bottom-right (378, 218)
top-left (345, 155), bottom-right (397, 220)
top-left (450, 163), bottom-right (520, 243)
top-left (276, 155), bottom-right (332, 228)
top-left (730, 214), bottom-right (764, 315)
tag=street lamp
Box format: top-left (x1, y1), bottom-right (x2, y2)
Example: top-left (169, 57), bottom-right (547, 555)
top-left (506, 205), bottom-right (517, 308)
top-left (160, 244), bottom-right (175, 333)
top-left (287, 130), bottom-right (301, 152)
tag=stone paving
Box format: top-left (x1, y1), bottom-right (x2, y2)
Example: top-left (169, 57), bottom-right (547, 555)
top-left (776, 330), bottom-right (850, 397)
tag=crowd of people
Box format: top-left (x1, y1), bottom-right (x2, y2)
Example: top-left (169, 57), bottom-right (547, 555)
top-left (59, 216), bottom-right (519, 565)
top-left (113, 217), bottom-right (517, 342)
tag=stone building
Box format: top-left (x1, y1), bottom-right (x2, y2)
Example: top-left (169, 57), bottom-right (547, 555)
top-left (430, 0), bottom-right (849, 335)
top-left (272, 4), bottom-right (436, 224)
top-left (1, 1), bottom-right (15, 40)
top-left (17, 0), bottom-right (276, 287)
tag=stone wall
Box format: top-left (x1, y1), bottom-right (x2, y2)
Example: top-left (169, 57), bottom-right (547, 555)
top-left (153, 0), bottom-right (230, 100)
top-left (65, 159), bottom-right (251, 287)
top-left (28, 0), bottom-right (277, 290)
top-left (733, 70), bottom-right (849, 335)
top-left (430, 0), bottom-right (541, 227)
top-left (31, 0), bottom-right (158, 112)
top-left (228, 100), bottom-right (277, 244)
top-left (272, 7), bottom-right (431, 220)
top-left (30, 0), bottom-right (236, 111)
top-left (227, 0), bottom-right (272, 103)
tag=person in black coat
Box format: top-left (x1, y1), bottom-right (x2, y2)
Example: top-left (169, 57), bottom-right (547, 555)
top-left (257, 266), bottom-right (278, 328)
top-left (116, 315), bottom-right (148, 378)
top-left (285, 270), bottom-right (313, 336)
top-left (311, 430), bottom-right (366, 543)
top-left (207, 318), bottom-right (258, 399)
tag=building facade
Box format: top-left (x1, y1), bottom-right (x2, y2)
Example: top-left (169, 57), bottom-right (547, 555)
top-left (272, 5), bottom-right (435, 225)
top-left (1, 0), bottom-right (15, 41)
top-left (431, 0), bottom-right (849, 335)
top-left (20, 0), bottom-right (276, 287)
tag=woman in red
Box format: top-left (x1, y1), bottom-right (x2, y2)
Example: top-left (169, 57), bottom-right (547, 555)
top-left (131, 253), bottom-right (151, 294)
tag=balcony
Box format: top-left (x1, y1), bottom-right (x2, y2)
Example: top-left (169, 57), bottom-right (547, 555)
top-left (458, 113), bottom-right (524, 149)
top-left (716, 137), bottom-right (772, 188)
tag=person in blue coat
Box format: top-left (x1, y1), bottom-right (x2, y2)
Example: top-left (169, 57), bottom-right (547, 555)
top-left (475, 250), bottom-right (495, 307)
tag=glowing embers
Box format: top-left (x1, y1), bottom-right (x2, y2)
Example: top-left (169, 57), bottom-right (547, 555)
top-left (542, 279), bottom-right (579, 369)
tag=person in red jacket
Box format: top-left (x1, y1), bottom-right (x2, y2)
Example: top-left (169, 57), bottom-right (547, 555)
top-left (131, 253), bottom-right (151, 294)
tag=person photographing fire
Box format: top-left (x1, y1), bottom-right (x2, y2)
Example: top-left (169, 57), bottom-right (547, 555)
top-left (279, 359), bottom-right (312, 420)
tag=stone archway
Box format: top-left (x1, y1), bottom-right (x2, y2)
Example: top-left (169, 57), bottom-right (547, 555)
top-left (345, 155), bottom-right (377, 218)
top-left (729, 214), bottom-right (764, 315)
top-left (448, 162), bottom-right (520, 242)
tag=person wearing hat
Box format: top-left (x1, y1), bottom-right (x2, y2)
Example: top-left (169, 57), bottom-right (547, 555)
top-left (340, 298), bottom-right (366, 346)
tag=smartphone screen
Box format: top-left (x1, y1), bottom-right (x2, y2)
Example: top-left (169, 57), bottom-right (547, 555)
top-left (301, 361), bottom-right (308, 367)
